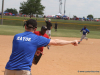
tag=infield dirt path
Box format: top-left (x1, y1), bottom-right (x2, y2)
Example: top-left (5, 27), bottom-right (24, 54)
top-left (0, 35), bottom-right (100, 75)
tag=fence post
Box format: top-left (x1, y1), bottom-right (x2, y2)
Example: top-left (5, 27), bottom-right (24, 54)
top-left (1, 0), bottom-right (4, 25)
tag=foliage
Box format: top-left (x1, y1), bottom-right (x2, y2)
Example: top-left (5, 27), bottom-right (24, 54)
top-left (87, 14), bottom-right (93, 19)
top-left (4, 8), bottom-right (18, 14)
top-left (19, 0), bottom-right (45, 18)
top-left (73, 15), bottom-right (77, 18)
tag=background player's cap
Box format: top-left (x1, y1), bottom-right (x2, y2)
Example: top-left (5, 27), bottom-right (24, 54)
top-left (41, 26), bottom-right (47, 30)
top-left (26, 19), bottom-right (37, 28)
top-left (48, 19), bottom-right (51, 21)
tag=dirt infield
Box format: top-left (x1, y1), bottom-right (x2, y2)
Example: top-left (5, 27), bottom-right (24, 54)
top-left (0, 35), bottom-right (100, 75)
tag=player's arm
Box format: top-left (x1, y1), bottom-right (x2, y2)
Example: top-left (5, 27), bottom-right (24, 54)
top-left (48, 39), bottom-right (79, 46)
top-left (80, 28), bottom-right (83, 34)
top-left (87, 31), bottom-right (90, 34)
top-left (51, 23), bottom-right (52, 29)
top-left (37, 36), bottom-right (79, 48)
top-left (51, 26), bottom-right (52, 29)
top-left (87, 31), bottom-right (89, 34)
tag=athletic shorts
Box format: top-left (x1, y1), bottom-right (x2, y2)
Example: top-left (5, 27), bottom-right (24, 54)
top-left (4, 69), bottom-right (31, 75)
top-left (46, 30), bottom-right (51, 35)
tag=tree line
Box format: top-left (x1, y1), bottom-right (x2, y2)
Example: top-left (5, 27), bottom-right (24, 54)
top-left (4, 0), bottom-right (94, 19)
top-left (4, 0), bottom-right (44, 18)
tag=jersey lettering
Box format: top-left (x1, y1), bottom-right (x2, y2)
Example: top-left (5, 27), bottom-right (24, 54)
top-left (83, 30), bottom-right (86, 32)
top-left (17, 36), bottom-right (31, 42)
top-left (23, 37), bottom-right (31, 41)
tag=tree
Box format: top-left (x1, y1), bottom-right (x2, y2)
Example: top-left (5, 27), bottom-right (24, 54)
top-left (4, 8), bottom-right (18, 15)
top-left (87, 14), bottom-right (93, 19)
top-left (19, 0), bottom-right (45, 18)
top-left (73, 15), bottom-right (77, 20)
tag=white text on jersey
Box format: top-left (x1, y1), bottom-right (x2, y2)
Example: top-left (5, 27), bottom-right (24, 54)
top-left (17, 36), bottom-right (31, 42)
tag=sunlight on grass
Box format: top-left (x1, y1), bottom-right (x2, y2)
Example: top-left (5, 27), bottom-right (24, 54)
top-left (0, 25), bottom-right (100, 39)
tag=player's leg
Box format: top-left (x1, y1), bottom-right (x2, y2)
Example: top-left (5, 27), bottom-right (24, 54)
top-left (46, 30), bottom-right (49, 35)
top-left (80, 35), bottom-right (83, 41)
top-left (78, 35), bottom-right (85, 44)
top-left (55, 27), bottom-right (57, 32)
top-left (55, 29), bottom-right (57, 32)
top-left (85, 37), bottom-right (88, 40)
top-left (54, 27), bottom-right (56, 31)
top-left (47, 30), bottom-right (51, 49)
top-left (46, 30), bottom-right (47, 34)
top-left (84, 35), bottom-right (88, 40)
top-left (48, 30), bottom-right (51, 38)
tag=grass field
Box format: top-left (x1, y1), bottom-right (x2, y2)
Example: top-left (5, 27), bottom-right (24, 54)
top-left (0, 16), bottom-right (100, 39)
top-left (0, 25), bottom-right (100, 39)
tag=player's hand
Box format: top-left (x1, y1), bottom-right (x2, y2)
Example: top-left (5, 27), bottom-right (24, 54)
top-left (80, 32), bottom-right (81, 34)
top-left (71, 40), bottom-right (79, 46)
top-left (47, 45), bottom-right (50, 49)
top-left (86, 33), bottom-right (87, 35)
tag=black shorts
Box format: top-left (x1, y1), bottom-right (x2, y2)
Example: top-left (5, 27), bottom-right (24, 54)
top-left (33, 53), bottom-right (42, 65)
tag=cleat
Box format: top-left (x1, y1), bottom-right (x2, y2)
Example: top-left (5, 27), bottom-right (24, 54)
top-left (47, 45), bottom-right (50, 49)
top-left (86, 38), bottom-right (88, 40)
top-left (78, 42), bottom-right (80, 44)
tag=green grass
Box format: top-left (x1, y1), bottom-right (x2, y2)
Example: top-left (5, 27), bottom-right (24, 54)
top-left (51, 28), bottom-right (100, 39)
top-left (0, 25), bottom-right (100, 39)
top-left (0, 16), bottom-right (100, 39)
top-left (0, 16), bottom-right (100, 31)
top-left (0, 25), bottom-right (24, 35)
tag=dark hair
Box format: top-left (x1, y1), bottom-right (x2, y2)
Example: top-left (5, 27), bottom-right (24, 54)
top-left (84, 26), bottom-right (86, 29)
top-left (25, 19), bottom-right (37, 30)
top-left (41, 26), bottom-right (47, 30)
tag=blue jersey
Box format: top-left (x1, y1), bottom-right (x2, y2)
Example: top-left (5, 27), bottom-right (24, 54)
top-left (5, 31), bottom-right (50, 71)
top-left (81, 28), bottom-right (89, 35)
